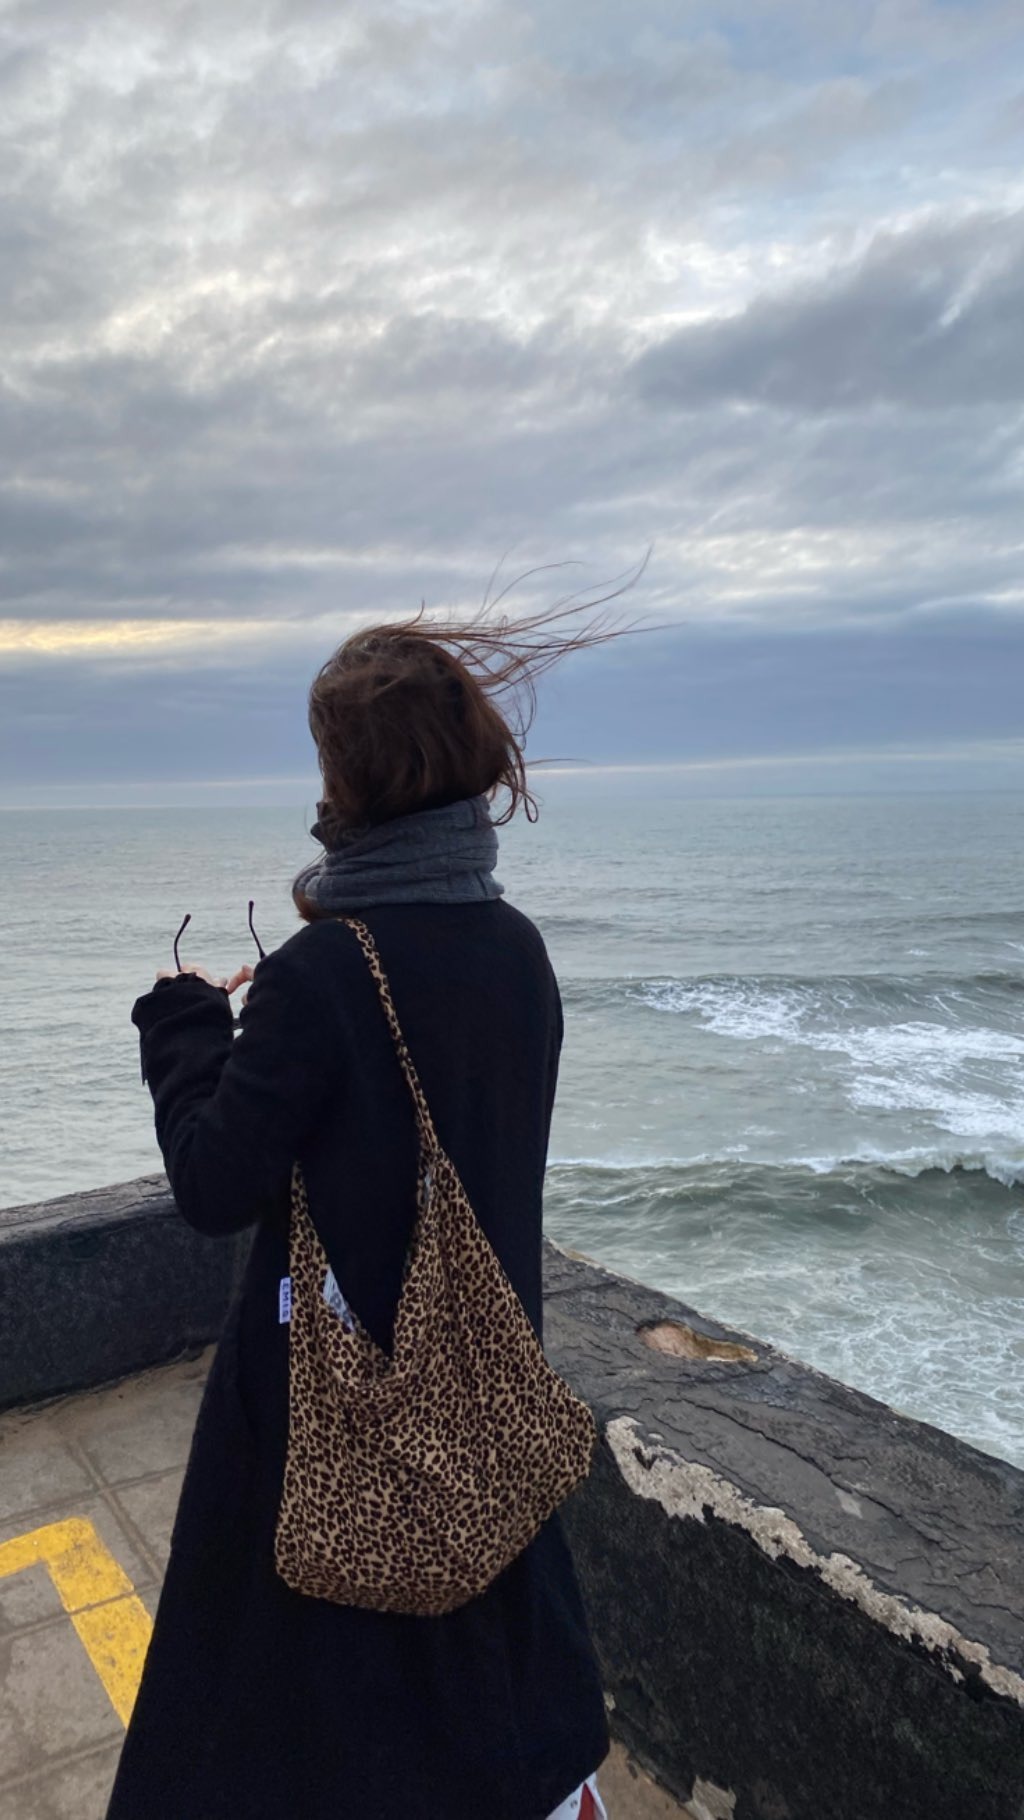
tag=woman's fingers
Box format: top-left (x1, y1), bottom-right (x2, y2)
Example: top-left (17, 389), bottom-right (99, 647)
top-left (151, 962), bottom-right (256, 990)
top-left (153, 962), bottom-right (228, 988)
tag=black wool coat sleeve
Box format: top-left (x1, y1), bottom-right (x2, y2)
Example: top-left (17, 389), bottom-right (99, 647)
top-left (132, 948), bottom-right (334, 1234)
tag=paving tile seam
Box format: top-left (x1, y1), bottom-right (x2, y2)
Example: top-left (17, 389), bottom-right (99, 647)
top-left (0, 1732), bottom-right (124, 1796)
top-left (0, 1445), bottom-right (184, 1537)
top-left (0, 1578), bottom-right (161, 1644)
top-left (0, 1493), bottom-right (94, 1535)
top-left (0, 1460), bottom-right (187, 1527)
top-left (97, 1486), bottom-right (167, 1585)
top-left (0, 1484), bottom-right (166, 1555)
top-left (63, 1438), bottom-right (172, 1587)
top-left (1, 1572), bottom-right (160, 1630)
top-left (0, 1485), bottom-right (166, 1587)
top-left (0, 1482), bottom-right (163, 1557)
top-left (68, 1463), bottom-right (188, 1496)
top-left (58, 1436), bottom-right (118, 1493)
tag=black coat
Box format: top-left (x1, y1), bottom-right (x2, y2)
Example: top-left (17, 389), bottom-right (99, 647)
top-left (106, 902), bottom-right (609, 1820)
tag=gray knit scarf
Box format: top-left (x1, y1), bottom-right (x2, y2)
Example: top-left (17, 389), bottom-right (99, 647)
top-left (294, 795), bottom-right (504, 910)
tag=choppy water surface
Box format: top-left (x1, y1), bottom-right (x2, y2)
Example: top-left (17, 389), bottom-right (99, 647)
top-left (2, 787), bottom-right (1022, 1464)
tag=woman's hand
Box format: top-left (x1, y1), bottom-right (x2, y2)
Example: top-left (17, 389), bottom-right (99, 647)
top-left (155, 963), bottom-right (255, 996)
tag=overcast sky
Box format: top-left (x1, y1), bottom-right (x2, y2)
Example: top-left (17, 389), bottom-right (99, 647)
top-left (2, 0), bottom-right (1023, 804)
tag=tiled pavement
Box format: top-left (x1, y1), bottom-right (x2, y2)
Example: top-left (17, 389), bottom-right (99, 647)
top-left (0, 1356), bottom-right (688, 1819)
top-left (0, 1354), bottom-right (209, 1819)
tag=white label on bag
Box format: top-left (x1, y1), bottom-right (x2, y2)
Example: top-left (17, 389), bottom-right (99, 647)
top-left (323, 1267), bottom-right (356, 1333)
top-left (278, 1276), bottom-right (292, 1324)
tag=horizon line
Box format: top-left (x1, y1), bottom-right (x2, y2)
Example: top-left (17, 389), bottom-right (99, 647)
top-left (3, 740), bottom-right (1024, 811)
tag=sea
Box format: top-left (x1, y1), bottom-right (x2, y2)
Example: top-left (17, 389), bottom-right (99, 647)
top-left (2, 785), bottom-right (1023, 1468)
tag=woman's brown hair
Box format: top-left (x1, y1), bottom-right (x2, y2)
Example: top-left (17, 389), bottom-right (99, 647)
top-left (293, 562), bottom-right (646, 920)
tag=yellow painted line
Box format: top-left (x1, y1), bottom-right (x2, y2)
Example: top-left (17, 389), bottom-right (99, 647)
top-left (0, 1518), bottom-right (134, 1608)
top-left (72, 1597), bottom-right (154, 1726)
top-left (0, 1517), bottom-right (153, 1724)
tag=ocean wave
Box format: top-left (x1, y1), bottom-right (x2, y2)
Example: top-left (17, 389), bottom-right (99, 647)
top-left (548, 1147), bottom-right (1024, 1189)
top-left (909, 909), bottom-right (1024, 931)
top-left (560, 969), bottom-right (1024, 1149)
top-left (533, 914), bottom-right (628, 938)
top-left (781, 1146), bottom-right (1024, 1189)
top-left (628, 975), bottom-right (1024, 1064)
top-left (563, 969), bottom-right (1024, 1016)
top-left (633, 969), bottom-right (1024, 1009)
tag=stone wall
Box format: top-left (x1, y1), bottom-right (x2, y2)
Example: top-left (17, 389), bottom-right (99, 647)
top-left (543, 1245), bottom-right (1024, 1820)
top-left (0, 1176), bottom-right (250, 1409)
top-left (2, 1179), bottom-right (1022, 1819)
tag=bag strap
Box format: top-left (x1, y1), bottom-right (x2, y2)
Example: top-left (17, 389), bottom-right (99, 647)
top-left (336, 916), bottom-right (440, 1160)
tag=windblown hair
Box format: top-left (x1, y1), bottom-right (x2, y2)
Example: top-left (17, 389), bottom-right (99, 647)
top-left (293, 561), bottom-right (646, 921)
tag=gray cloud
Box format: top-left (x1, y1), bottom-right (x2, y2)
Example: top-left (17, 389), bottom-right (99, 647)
top-left (632, 209), bottom-right (1024, 412)
top-left (0, 0), bottom-right (1022, 792)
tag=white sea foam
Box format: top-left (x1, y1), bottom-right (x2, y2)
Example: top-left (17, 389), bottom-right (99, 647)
top-left (846, 1071), bottom-right (1021, 1129)
top-left (632, 975), bottom-right (1024, 1158)
top-left (637, 978), bottom-right (1024, 1060)
top-left (547, 1146), bottom-right (1024, 1187)
top-left (639, 978), bottom-right (805, 1040)
top-left (836, 1021), bottom-right (1024, 1066)
top-left (835, 1144), bottom-right (1024, 1188)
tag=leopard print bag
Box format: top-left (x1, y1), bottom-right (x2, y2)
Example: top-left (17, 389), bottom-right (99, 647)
top-left (273, 916), bottom-right (597, 1616)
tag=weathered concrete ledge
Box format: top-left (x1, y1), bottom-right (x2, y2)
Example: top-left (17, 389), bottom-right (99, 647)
top-left (544, 1245), bottom-right (1024, 1820)
top-left (0, 1176), bottom-right (250, 1409)
top-left (2, 1179), bottom-right (1023, 1819)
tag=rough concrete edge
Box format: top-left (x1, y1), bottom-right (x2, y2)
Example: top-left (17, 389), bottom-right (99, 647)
top-left (606, 1414), bottom-right (1024, 1709)
top-left (547, 1237), bottom-right (1013, 1460)
top-left (546, 1237), bottom-right (780, 1358)
top-left (548, 1237), bottom-right (854, 1389)
top-left (0, 1333), bottom-right (220, 1420)
top-left (0, 1340), bottom-right (217, 1428)
top-left (0, 1173), bottom-right (173, 1235)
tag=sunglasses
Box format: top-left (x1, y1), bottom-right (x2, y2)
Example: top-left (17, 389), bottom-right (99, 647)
top-left (172, 899), bottom-right (267, 973)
